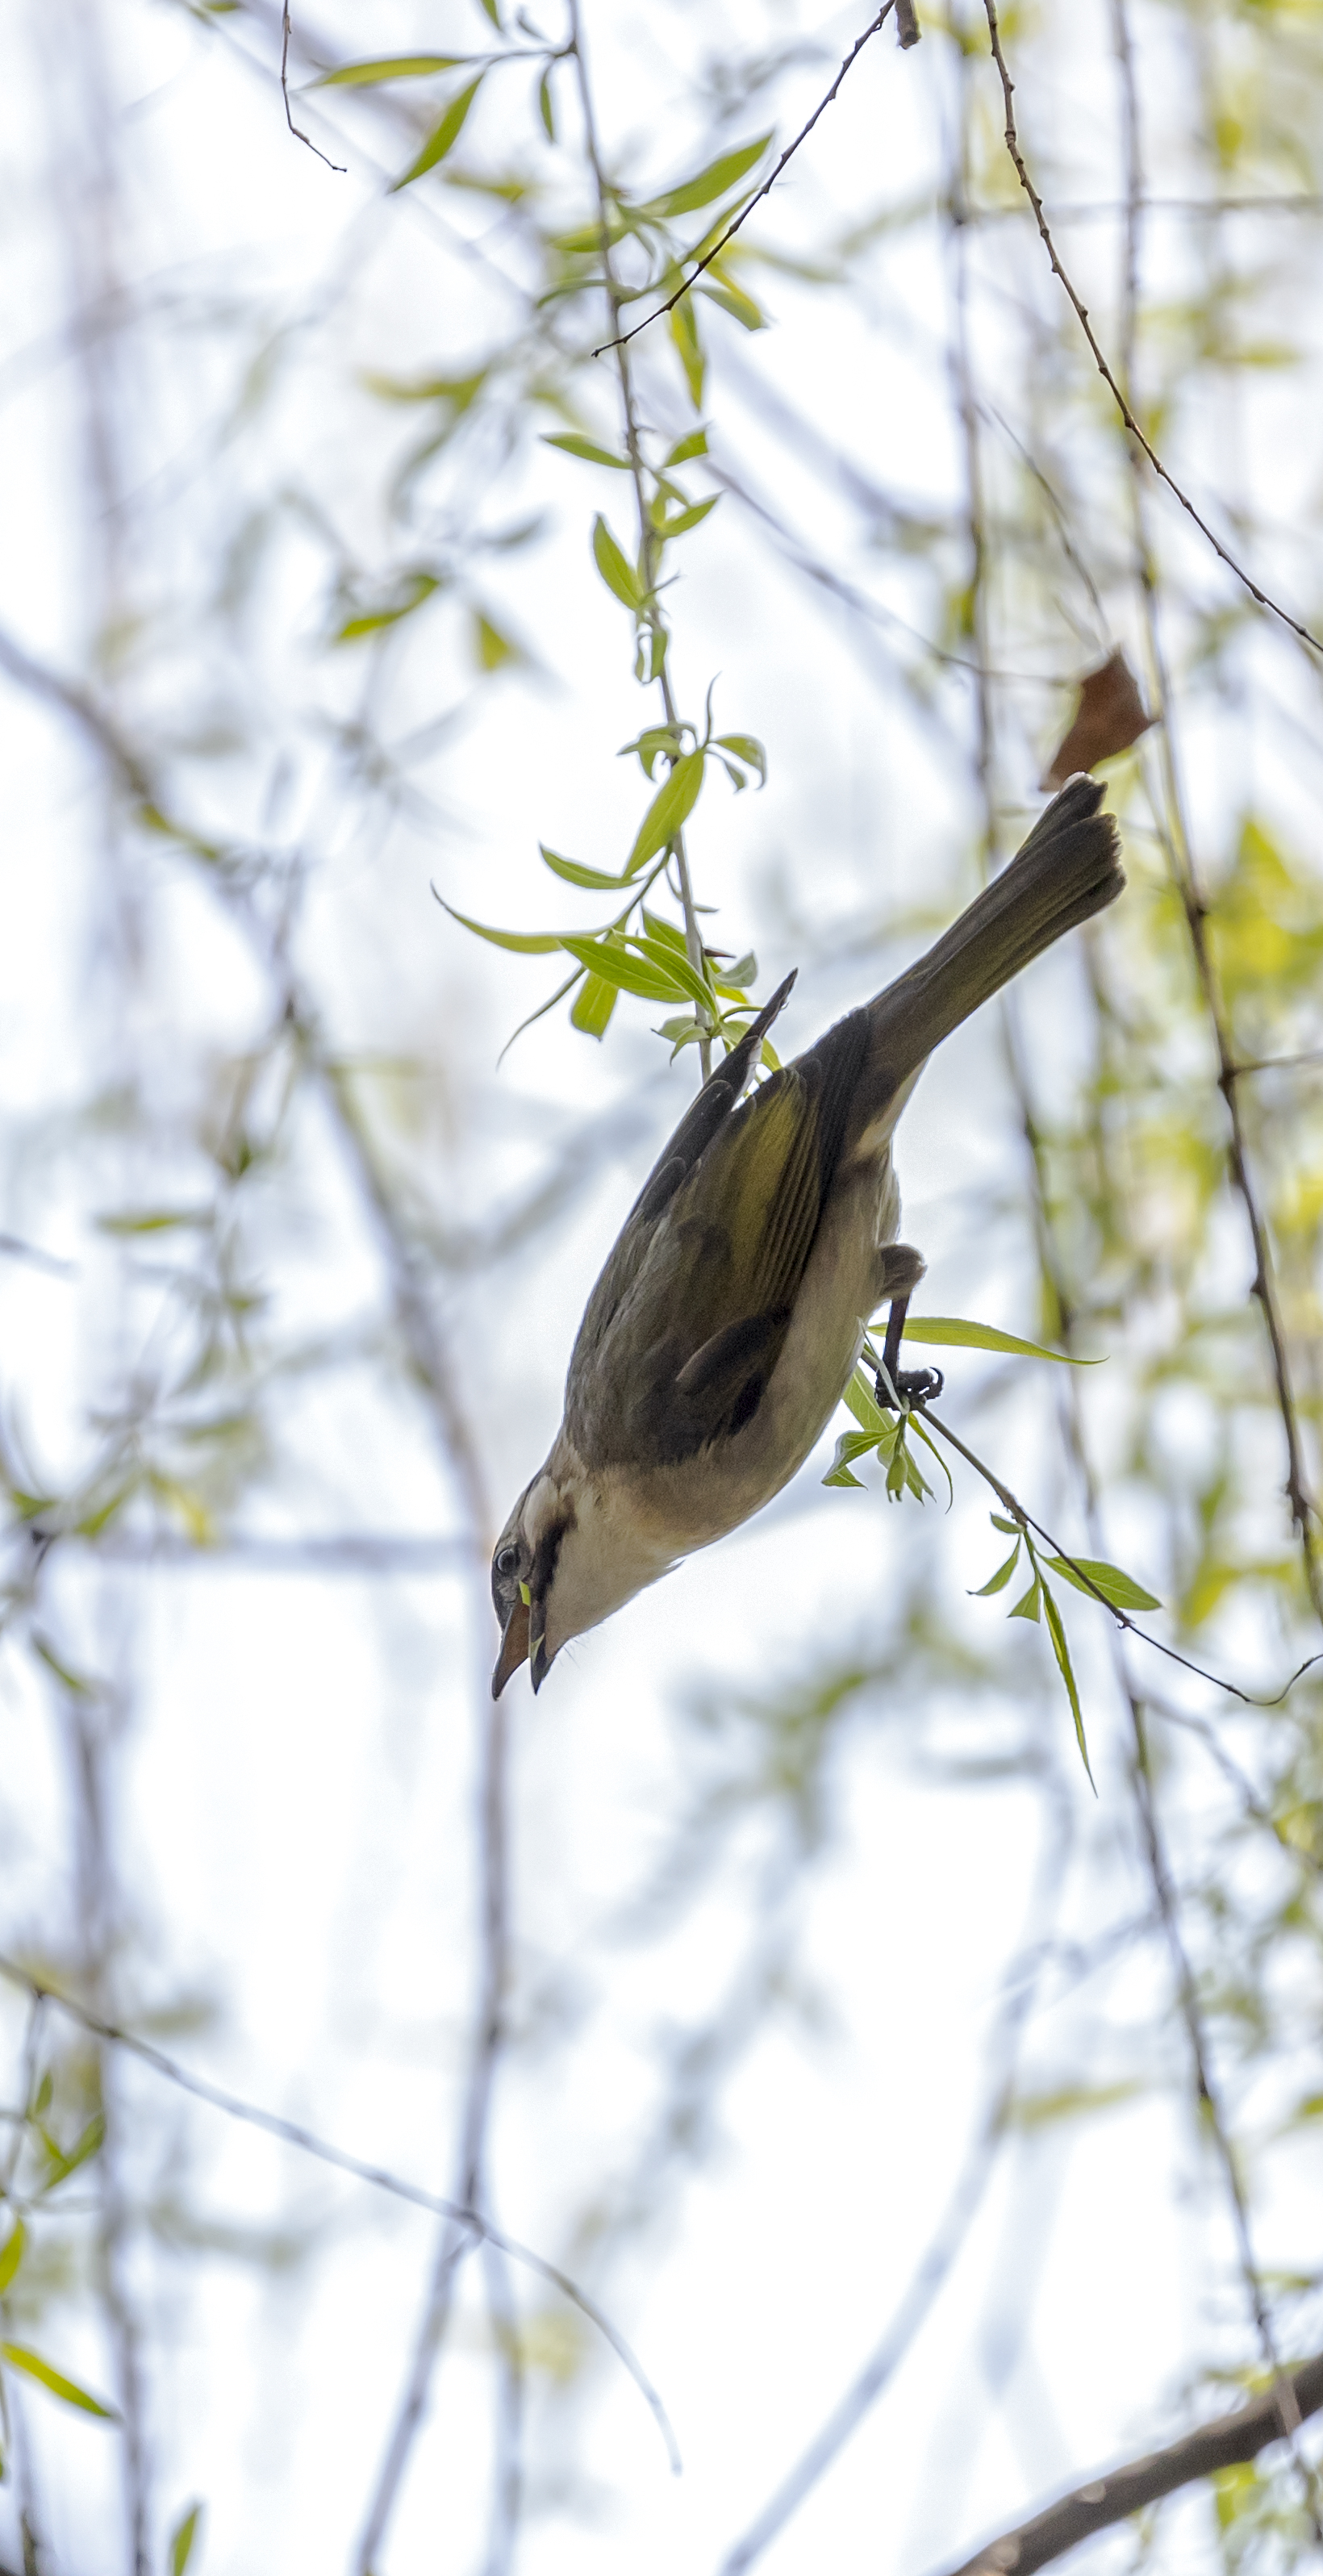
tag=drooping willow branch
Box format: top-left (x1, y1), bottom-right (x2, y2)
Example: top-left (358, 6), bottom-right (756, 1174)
top-left (933, 2346), bottom-right (1323, 2576)
top-left (979, 0), bottom-right (1323, 660)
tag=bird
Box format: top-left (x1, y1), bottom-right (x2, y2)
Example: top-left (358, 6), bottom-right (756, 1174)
top-left (491, 773), bottom-right (1124, 1696)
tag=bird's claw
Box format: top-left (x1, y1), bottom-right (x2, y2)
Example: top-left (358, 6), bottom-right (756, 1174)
top-left (874, 1362), bottom-right (944, 1412)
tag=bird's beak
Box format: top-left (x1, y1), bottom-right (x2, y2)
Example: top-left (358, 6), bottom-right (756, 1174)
top-left (491, 1597), bottom-right (530, 1699)
top-left (529, 1606), bottom-right (553, 1695)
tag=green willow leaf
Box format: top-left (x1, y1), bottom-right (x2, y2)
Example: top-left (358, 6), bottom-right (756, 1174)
top-left (169, 2505), bottom-right (203, 2576)
top-left (843, 1368), bottom-right (891, 1438)
top-left (991, 1512), bottom-right (1020, 1536)
top-left (2, 2344), bottom-right (118, 2420)
top-left (1041, 1581), bottom-right (1095, 1785)
top-left (624, 935), bottom-right (713, 1012)
top-left (540, 845), bottom-right (632, 891)
top-left (655, 495), bottom-right (720, 540)
top-left (0, 2221), bottom-right (24, 2296)
top-left (1043, 1555), bottom-right (1161, 1612)
top-left (670, 299), bottom-right (705, 408)
top-left (1009, 1576), bottom-right (1041, 1623)
top-left (542, 432), bottom-right (632, 470)
top-left (557, 937), bottom-right (688, 1004)
top-left (665, 428), bottom-right (708, 466)
top-left (537, 67), bottom-right (555, 139)
top-left (591, 514), bottom-right (644, 609)
top-left (390, 77), bottom-right (484, 191)
top-left (436, 899), bottom-right (563, 954)
top-left (823, 1429), bottom-right (882, 1489)
top-left (972, 1542), bottom-right (1022, 1597)
top-left (698, 278), bottom-right (766, 331)
top-left (570, 975), bottom-right (618, 1039)
top-left (714, 732), bottom-right (767, 786)
top-left (647, 135), bottom-right (771, 219)
top-left (625, 750), bottom-right (705, 874)
top-left (316, 55), bottom-right (473, 86)
top-left (896, 1316), bottom-right (1101, 1364)
top-left (40, 2111), bottom-right (105, 2191)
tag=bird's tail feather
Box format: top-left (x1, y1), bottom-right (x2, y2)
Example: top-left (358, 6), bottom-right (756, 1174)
top-left (866, 774), bottom-right (1124, 1086)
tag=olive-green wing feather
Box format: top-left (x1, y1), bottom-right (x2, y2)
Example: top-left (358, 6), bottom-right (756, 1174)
top-left (566, 1004), bottom-right (870, 1468)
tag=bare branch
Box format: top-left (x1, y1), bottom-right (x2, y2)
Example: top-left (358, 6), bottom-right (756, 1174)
top-left (591, 2), bottom-right (899, 361)
top-left (979, 0), bottom-right (1323, 658)
top-left (279, 5), bottom-right (344, 171)
top-left (0, 1949), bottom-right (679, 2474)
top-left (933, 2347), bottom-right (1323, 2576)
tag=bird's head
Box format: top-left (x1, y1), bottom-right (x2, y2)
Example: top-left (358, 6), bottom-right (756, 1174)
top-left (490, 1445), bottom-right (675, 1697)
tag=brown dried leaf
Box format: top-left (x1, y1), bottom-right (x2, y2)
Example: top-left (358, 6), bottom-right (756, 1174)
top-left (1041, 647), bottom-right (1154, 789)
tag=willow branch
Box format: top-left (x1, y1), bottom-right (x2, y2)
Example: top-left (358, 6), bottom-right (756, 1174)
top-left (934, 2347), bottom-right (1323, 2576)
top-left (979, 0), bottom-right (1323, 658)
top-left (592, 2), bottom-right (899, 358)
top-left (0, 1950), bottom-right (678, 2472)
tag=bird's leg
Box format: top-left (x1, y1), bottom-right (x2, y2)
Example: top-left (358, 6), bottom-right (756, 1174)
top-left (874, 1291), bottom-right (945, 1413)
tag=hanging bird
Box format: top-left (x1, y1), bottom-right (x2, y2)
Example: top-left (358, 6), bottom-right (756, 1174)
top-left (491, 774), bottom-right (1124, 1695)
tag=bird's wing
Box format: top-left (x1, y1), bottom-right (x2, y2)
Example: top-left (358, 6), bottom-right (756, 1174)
top-left (566, 1002), bottom-right (870, 1468)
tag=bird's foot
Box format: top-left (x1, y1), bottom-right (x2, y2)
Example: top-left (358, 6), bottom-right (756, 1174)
top-left (874, 1360), bottom-right (944, 1413)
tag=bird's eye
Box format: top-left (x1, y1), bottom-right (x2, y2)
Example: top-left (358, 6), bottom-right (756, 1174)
top-left (495, 1544), bottom-right (519, 1579)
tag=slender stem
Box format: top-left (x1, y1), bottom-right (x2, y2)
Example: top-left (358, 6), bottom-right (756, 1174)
top-left (568, 0), bottom-right (712, 1075)
top-left (979, 0), bottom-right (1323, 658)
top-left (933, 2345), bottom-right (1323, 2576)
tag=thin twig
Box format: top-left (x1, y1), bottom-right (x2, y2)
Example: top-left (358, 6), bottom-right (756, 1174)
top-left (570, 0), bottom-right (713, 1075)
top-left (592, 4), bottom-right (899, 360)
top-left (0, 1951), bottom-right (679, 2473)
top-left (279, 5), bottom-right (344, 171)
top-left (918, 1407), bottom-right (1323, 1711)
top-left (1105, 4), bottom-right (1323, 1626)
top-left (713, 1828), bottom-right (1069, 2576)
top-left (932, 2345), bottom-right (1323, 2576)
top-left (979, 0), bottom-right (1323, 658)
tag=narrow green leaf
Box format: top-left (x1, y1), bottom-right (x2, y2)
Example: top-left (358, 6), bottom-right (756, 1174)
top-left (390, 77), bottom-right (483, 191)
top-left (316, 55), bottom-right (472, 86)
top-left (972, 1541), bottom-right (1021, 1597)
top-left (639, 908), bottom-right (689, 955)
top-left (670, 299), bottom-right (705, 408)
top-left (714, 733), bottom-right (767, 786)
top-left (477, 0), bottom-right (500, 21)
top-left (541, 432), bottom-right (632, 470)
top-left (843, 1367), bottom-right (891, 1438)
top-left (665, 428), bottom-right (708, 466)
top-left (698, 278), bottom-right (766, 331)
top-left (537, 66), bottom-right (555, 139)
top-left (648, 135), bottom-right (771, 219)
top-left (169, 2505), bottom-right (203, 2576)
top-left (591, 514), bottom-right (644, 609)
top-left (473, 612), bottom-right (517, 671)
top-left (896, 1317), bottom-right (1100, 1364)
top-left (334, 571), bottom-right (440, 641)
top-left (435, 899), bottom-right (563, 954)
top-left (655, 495), bottom-right (720, 541)
top-left (824, 1429), bottom-right (882, 1491)
top-left (626, 935), bottom-right (713, 1012)
top-left (570, 975), bottom-right (619, 1039)
top-left (2, 2345), bottom-right (118, 2420)
top-left (40, 2112), bottom-right (105, 2191)
top-left (557, 937), bottom-right (688, 1005)
top-left (625, 750), bottom-right (705, 875)
top-left (1041, 1581), bottom-right (1095, 1785)
top-left (0, 2222), bottom-right (24, 2296)
top-left (539, 845), bottom-right (631, 891)
top-left (1009, 1577), bottom-right (1041, 1623)
top-left (1042, 1555), bottom-right (1161, 1612)
top-left (991, 1512), bottom-right (1020, 1535)
top-left (96, 1208), bottom-right (211, 1236)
